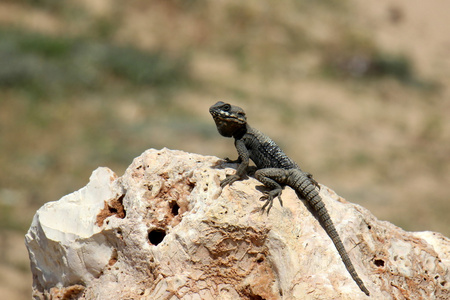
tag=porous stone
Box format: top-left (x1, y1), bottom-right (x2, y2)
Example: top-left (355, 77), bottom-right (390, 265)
top-left (25, 148), bottom-right (450, 299)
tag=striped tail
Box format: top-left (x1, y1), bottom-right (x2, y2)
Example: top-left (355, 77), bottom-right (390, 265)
top-left (290, 170), bottom-right (370, 296)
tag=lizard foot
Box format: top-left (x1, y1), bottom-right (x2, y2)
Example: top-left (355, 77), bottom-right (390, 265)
top-left (305, 172), bottom-right (320, 190)
top-left (214, 157), bottom-right (241, 168)
top-left (223, 157), bottom-right (241, 164)
top-left (260, 189), bottom-right (283, 215)
top-left (220, 174), bottom-right (240, 188)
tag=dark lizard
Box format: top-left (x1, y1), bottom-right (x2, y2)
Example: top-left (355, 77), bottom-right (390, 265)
top-left (209, 101), bottom-right (370, 296)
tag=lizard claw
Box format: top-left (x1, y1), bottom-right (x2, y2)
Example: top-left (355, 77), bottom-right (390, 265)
top-left (259, 190), bottom-right (283, 215)
top-left (223, 157), bottom-right (241, 164)
top-left (220, 174), bottom-right (240, 188)
top-left (306, 173), bottom-right (320, 190)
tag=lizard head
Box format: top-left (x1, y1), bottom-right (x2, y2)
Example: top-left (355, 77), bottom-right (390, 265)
top-left (209, 101), bottom-right (247, 138)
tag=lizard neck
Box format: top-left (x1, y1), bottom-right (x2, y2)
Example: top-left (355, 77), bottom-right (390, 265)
top-left (232, 123), bottom-right (249, 139)
top-left (214, 119), bottom-right (248, 138)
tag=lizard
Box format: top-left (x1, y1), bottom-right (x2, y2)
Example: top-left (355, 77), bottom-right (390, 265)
top-left (209, 101), bottom-right (370, 296)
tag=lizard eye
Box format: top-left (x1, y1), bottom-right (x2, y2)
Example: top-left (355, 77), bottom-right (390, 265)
top-left (222, 104), bottom-right (231, 111)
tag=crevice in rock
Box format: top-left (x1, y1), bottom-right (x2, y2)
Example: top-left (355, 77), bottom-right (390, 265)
top-left (240, 285), bottom-right (265, 300)
top-left (96, 194), bottom-right (126, 227)
top-left (108, 248), bottom-right (118, 266)
top-left (52, 284), bottom-right (85, 300)
top-left (169, 200), bottom-right (180, 216)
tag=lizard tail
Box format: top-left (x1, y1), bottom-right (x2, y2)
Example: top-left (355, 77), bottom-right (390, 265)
top-left (290, 170), bottom-right (370, 296)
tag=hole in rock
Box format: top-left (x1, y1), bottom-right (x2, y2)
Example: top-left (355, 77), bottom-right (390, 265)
top-left (169, 201), bottom-right (180, 216)
top-left (374, 259), bottom-right (385, 267)
top-left (148, 229), bottom-right (166, 245)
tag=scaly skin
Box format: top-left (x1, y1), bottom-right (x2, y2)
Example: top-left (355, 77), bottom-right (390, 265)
top-left (209, 101), bottom-right (370, 296)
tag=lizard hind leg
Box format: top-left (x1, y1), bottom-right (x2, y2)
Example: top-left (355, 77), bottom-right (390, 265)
top-left (255, 168), bottom-right (289, 214)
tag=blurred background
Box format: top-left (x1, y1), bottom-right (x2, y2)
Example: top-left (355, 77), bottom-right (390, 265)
top-left (0, 0), bottom-right (449, 298)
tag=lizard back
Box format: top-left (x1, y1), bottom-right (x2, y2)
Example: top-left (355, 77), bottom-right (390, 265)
top-left (244, 126), bottom-right (300, 170)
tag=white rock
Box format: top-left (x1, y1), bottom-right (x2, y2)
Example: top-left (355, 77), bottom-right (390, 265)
top-left (25, 148), bottom-right (450, 299)
top-left (25, 167), bottom-right (122, 292)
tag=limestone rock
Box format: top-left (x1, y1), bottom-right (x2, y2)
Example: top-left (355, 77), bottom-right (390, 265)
top-left (25, 148), bottom-right (450, 299)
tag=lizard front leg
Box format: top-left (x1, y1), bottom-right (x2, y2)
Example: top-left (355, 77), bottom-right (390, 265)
top-left (255, 168), bottom-right (290, 214)
top-left (220, 139), bottom-right (249, 188)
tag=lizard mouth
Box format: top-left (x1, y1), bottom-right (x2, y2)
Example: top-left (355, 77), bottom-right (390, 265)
top-left (209, 110), bottom-right (246, 124)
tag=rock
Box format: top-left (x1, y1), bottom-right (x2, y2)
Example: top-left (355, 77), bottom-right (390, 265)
top-left (25, 148), bottom-right (450, 299)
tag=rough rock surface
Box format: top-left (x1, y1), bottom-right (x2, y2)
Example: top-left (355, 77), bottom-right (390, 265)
top-left (25, 148), bottom-right (450, 299)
